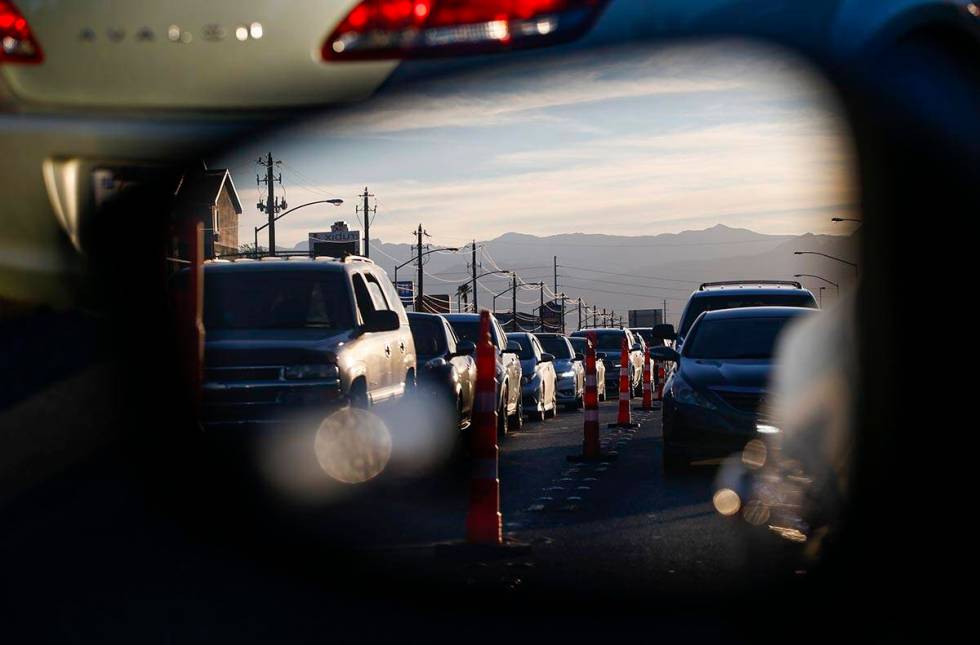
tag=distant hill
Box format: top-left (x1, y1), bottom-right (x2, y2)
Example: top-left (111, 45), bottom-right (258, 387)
top-left (297, 225), bottom-right (857, 325)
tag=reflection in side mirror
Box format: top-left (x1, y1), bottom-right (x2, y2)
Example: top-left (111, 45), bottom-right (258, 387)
top-left (574, 353), bottom-right (584, 362)
top-left (456, 340), bottom-right (476, 356)
top-left (505, 340), bottom-right (522, 354)
top-left (650, 346), bottom-right (680, 363)
top-left (540, 352), bottom-right (554, 363)
top-left (596, 352), bottom-right (607, 360)
top-left (631, 343), bottom-right (642, 352)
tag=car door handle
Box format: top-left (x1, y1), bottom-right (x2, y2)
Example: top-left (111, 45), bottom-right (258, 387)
top-left (384, 345), bottom-right (391, 357)
top-left (399, 341), bottom-right (406, 352)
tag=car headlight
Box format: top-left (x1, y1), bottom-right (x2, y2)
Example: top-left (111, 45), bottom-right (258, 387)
top-left (425, 357), bottom-right (447, 369)
top-left (559, 370), bottom-right (576, 378)
top-left (671, 376), bottom-right (717, 410)
top-left (284, 364), bottom-right (339, 380)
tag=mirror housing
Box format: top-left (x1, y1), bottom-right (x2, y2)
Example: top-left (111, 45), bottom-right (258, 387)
top-left (631, 343), bottom-right (642, 352)
top-left (650, 346), bottom-right (680, 363)
top-left (574, 352), bottom-right (584, 362)
top-left (540, 352), bottom-right (554, 363)
top-left (455, 339), bottom-right (476, 356)
top-left (361, 309), bottom-right (400, 333)
top-left (596, 352), bottom-right (607, 360)
top-left (505, 340), bottom-right (522, 354)
top-left (652, 323), bottom-right (676, 341)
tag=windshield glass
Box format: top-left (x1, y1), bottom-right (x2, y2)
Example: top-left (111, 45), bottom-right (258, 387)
top-left (448, 320), bottom-right (500, 349)
top-left (679, 293), bottom-right (817, 336)
top-left (581, 331), bottom-right (627, 352)
top-left (537, 335), bottom-right (573, 359)
top-left (203, 270), bottom-right (353, 331)
top-left (408, 316), bottom-right (447, 357)
top-left (684, 315), bottom-right (799, 359)
top-left (507, 335), bottom-right (536, 359)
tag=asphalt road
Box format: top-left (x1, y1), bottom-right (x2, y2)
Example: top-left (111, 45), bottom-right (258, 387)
top-left (1, 391), bottom-right (805, 642)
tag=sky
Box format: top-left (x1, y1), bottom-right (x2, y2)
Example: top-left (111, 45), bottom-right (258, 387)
top-left (219, 40), bottom-right (856, 251)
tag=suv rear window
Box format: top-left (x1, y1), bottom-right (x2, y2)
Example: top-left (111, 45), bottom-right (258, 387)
top-left (572, 330), bottom-right (626, 352)
top-left (204, 271), bottom-right (353, 331)
top-left (678, 293), bottom-right (817, 336)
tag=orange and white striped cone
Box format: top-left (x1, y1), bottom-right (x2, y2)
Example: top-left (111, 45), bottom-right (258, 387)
top-left (173, 219), bottom-right (204, 414)
top-left (608, 337), bottom-right (639, 429)
top-left (636, 345), bottom-right (653, 411)
top-left (568, 331), bottom-right (616, 462)
top-left (465, 310), bottom-right (503, 545)
top-left (654, 363), bottom-right (666, 402)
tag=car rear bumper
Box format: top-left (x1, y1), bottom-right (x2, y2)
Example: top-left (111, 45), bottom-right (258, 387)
top-left (666, 401), bottom-right (759, 460)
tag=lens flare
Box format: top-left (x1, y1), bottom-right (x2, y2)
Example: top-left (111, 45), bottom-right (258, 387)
top-left (713, 488), bottom-right (741, 516)
top-left (314, 407), bottom-right (392, 484)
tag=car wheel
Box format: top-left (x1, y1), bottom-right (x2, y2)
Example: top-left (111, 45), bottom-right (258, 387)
top-left (349, 379), bottom-right (369, 409)
top-left (547, 391), bottom-right (558, 418)
top-left (508, 397), bottom-right (524, 433)
top-left (497, 389), bottom-right (509, 437)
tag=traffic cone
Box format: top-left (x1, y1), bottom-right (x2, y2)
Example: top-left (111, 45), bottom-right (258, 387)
top-left (465, 310), bottom-right (503, 545)
top-left (654, 363), bottom-right (665, 402)
top-left (568, 331), bottom-right (616, 462)
top-left (636, 345), bottom-right (653, 411)
top-left (608, 337), bottom-right (639, 429)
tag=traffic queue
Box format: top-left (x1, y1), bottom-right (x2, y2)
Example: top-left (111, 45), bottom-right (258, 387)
top-left (195, 255), bottom-right (818, 477)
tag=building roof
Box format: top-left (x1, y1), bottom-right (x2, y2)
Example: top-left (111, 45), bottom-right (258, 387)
top-left (173, 165), bottom-right (243, 214)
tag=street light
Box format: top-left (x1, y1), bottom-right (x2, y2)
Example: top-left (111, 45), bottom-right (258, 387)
top-left (793, 273), bottom-right (840, 296)
top-left (794, 251), bottom-right (859, 275)
top-left (253, 198), bottom-right (343, 257)
top-left (392, 247), bottom-right (460, 286)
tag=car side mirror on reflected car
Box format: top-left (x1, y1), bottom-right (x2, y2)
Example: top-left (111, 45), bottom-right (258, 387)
top-left (505, 340), bottom-right (522, 354)
top-left (455, 340), bottom-right (476, 356)
top-left (361, 309), bottom-right (400, 333)
top-left (596, 352), bottom-right (607, 360)
top-left (652, 323), bottom-right (676, 341)
top-left (574, 352), bottom-right (584, 362)
top-left (649, 346), bottom-right (680, 363)
top-left (631, 343), bottom-right (642, 352)
top-left (540, 352), bottom-right (554, 363)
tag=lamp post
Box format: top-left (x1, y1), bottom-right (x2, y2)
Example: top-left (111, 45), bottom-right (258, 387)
top-left (793, 273), bottom-right (840, 297)
top-left (794, 251), bottom-right (859, 275)
top-left (393, 247), bottom-right (460, 309)
top-left (253, 198), bottom-right (343, 257)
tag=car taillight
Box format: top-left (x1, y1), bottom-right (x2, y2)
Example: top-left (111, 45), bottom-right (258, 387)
top-left (322, 0), bottom-right (606, 61)
top-left (0, 1), bottom-right (41, 63)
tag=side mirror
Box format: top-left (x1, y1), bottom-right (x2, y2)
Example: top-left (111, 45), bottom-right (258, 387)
top-left (361, 309), bottom-right (400, 333)
top-left (540, 352), bottom-right (554, 363)
top-left (574, 352), bottom-right (584, 362)
top-left (455, 339), bottom-right (476, 356)
top-left (631, 343), bottom-right (642, 352)
top-left (652, 323), bottom-right (676, 341)
top-left (649, 346), bottom-right (680, 363)
top-left (596, 352), bottom-right (607, 360)
top-left (505, 340), bottom-right (522, 354)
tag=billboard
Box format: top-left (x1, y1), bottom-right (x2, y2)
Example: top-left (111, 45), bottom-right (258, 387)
top-left (309, 229), bottom-right (360, 258)
top-left (393, 281), bottom-right (414, 306)
top-left (628, 308), bottom-right (664, 327)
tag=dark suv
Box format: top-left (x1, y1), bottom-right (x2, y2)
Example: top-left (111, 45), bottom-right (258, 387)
top-left (669, 281), bottom-right (819, 352)
top-left (200, 257), bottom-right (416, 426)
top-left (569, 328), bottom-right (644, 396)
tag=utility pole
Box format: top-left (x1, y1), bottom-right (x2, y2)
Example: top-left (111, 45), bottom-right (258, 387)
top-left (357, 187), bottom-right (376, 258)
top-left (577, 300), bottom-right (582, 331)
top-left (256, 152), bottom-right (283, 255)
top-left (539, 283), bottom-right (545, 332)
top-left (416, 224), bottom-right (424, 312)
top-left (559, 293), bottom-right (567, 334)
top-left (471, 240), bottom-right (478, 312)
top-left (664, 299), bottom-right (668, 326)
top-left (511, 273), bottom-right (518, 332)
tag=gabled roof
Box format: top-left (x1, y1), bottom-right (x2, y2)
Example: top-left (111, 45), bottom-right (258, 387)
top-left (173, 165), bottom-right (243, 214)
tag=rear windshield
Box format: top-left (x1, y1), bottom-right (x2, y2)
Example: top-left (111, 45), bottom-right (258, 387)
top-left (633, 329), bottom-right (664, 347)
top-left (568, 337), bottom-right (588, 354)
top-left (203, 270), bottom-right (353, 331)
top-left (537, 335), bottom-right (573, 359)
top-left (679, 293), bottom-right (816, 336)
top-left (684, 316), bottom-right (799, 360)
top-left (409, 316), bottom-right (448, 357)
top-left (507, 335), bottom-right (536, 359)
top-left (574, 330), bottom-right (627, 352)
top-left (448, 319), bottom-right (501, 349)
